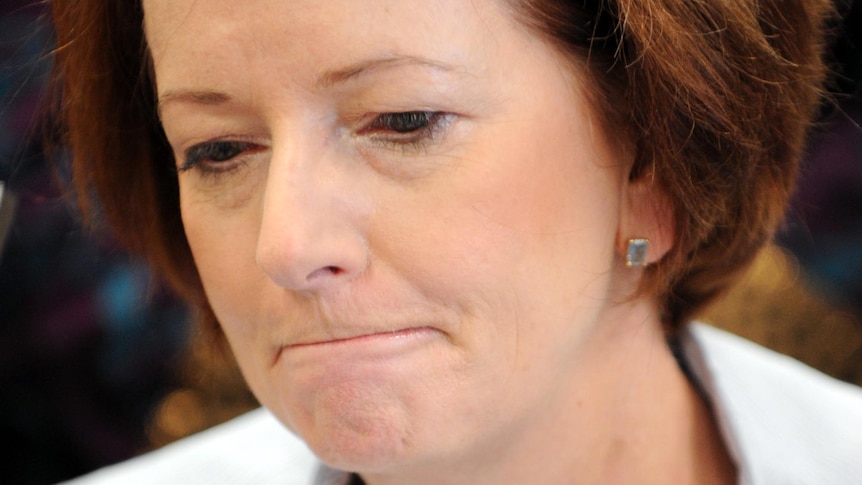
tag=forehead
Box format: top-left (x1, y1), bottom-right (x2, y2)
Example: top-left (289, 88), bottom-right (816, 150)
top-left (142, 0), bottom-right (520, 84)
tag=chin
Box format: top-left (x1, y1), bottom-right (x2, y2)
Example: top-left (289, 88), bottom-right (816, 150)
top-left (274, 379), bottom-right (426, 473)
top-left (300, 410), bottom-right (421, 474)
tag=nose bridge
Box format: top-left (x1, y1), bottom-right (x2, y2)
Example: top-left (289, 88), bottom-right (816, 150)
top-left (255, 126), bottom-right (366, 291)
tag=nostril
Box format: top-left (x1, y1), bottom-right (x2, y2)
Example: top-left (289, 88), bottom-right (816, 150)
top-left (306, 265), bottom-right (343, 282)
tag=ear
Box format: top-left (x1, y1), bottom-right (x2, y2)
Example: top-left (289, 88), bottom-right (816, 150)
top-left (617, 174), bottom-right (676, 266)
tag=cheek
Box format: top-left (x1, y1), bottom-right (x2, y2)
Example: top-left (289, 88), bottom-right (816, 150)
top-left (376, 118), bottom-right (622, 305)
top-left (364, 118), bottom-right (624, 389)
top-left (178, 183), bottom-right (266, 335)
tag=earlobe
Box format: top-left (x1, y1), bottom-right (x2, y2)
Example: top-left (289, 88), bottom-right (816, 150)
top-left (617, 175), bottom-right (676, 266)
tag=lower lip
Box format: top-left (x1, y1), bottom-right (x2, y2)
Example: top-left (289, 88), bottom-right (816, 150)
top-left (280, 327), bottom-right (443, 363)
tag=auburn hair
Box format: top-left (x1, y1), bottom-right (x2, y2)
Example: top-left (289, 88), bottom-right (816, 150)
top-left (50, 0), bottom-right (833, 337)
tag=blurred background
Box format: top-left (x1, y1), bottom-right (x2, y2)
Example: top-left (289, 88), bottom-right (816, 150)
top-left (0, 1), bottom-right (860, 484)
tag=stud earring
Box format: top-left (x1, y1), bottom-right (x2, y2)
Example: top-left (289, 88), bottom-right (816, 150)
top-left (625, 238), bottom-right (649, 267)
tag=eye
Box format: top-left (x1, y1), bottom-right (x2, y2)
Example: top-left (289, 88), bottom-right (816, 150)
top-left (179, 141), bottom-right (256, 173)
top-left (360, 111), bottom-right (453, 150)
top-left (369, 112), bottom-right (434, 133)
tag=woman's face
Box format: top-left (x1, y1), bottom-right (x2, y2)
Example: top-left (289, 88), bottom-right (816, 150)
top-left (147, 0), bottom-right (646, 474)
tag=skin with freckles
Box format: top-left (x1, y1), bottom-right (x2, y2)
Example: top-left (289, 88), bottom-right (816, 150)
top-left (145, 0), bottom-right (735, 483)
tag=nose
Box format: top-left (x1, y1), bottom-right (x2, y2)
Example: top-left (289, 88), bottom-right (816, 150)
top-left (255, 138), bottom-right (368, 293)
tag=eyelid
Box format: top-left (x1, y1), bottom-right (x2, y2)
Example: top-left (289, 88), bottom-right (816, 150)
top-left (178, 139), bottom-right (266, 174)
top-left (368, 111), bottom-right (433, 132)
top-left (358, 111), bottom-right (454, 149)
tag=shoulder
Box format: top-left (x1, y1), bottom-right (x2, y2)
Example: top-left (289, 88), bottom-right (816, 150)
top-left (682, 323), bottom-right (862, 485)
top-left (63, 408), bottom-right (320, 485)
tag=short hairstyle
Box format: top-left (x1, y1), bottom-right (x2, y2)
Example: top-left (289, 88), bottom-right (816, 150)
top-left (510, 0), bottom-right (834, 328)
top-left (49, 0), bottom-right (834, 339)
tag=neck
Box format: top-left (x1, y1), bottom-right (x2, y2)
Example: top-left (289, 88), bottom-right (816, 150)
top-left (361, 299), bottom-right (735, 485)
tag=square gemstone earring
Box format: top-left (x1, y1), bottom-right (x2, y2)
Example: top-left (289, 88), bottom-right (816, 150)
top-left (625, 238), bottom-right (649, 267)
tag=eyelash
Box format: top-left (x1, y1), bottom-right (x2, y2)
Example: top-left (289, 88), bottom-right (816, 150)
top-left (362, 111), bottom-right (449, 143)
top-left (178, 111), bottom-right (451, 175)
top-left (178, 141), bottom-right (256, 174)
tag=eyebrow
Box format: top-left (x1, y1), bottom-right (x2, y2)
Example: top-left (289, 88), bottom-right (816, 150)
top-left (315, 55), bottom-right (460, 87)
top-left (157, 55), bottom-right (462, 112)
top-left (157, 90), bottom-right (232, 114)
